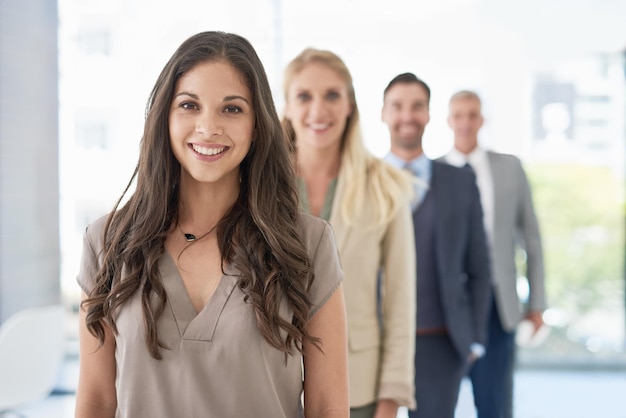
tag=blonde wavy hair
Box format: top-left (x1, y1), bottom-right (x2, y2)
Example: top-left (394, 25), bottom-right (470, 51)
top-left (282, 48), bottom-right (413, 229)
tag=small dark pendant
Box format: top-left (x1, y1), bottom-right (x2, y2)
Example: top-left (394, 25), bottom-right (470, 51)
top-left (184, 233), bottom-right (196, 242)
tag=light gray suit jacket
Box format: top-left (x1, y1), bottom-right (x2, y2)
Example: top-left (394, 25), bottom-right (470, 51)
top-left (487, 151), bottom-right (546, 331)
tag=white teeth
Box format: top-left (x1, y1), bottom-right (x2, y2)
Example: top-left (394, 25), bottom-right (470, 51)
top-left (310, 123), bottom-right (329, 130)
top-left (192, 144), bottom-right (225, 156)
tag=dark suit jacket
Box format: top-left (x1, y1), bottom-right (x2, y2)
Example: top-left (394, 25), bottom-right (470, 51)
top-left (428, 160), bottom-right (492, 358)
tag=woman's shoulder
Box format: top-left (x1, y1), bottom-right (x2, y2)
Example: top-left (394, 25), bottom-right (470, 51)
top-left (296, 213), bottom-right (331, 244)
top-left (296, 213), bottom-right (343, 314)
top-left (366, 156), bottom-right (414, 205)
top-left (83, 213), bottom-right (111, 246)
top-left (76, 213), bottom-right (111, 294)
top-left (296, 213), bottom-right (343, 259)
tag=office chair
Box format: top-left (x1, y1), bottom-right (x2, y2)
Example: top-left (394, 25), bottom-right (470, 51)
top-left (0, 305), bottom-right (66, 415)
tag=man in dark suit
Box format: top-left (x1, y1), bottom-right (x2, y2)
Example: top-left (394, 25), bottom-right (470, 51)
top-left (444, 90), bottom-right (546, 418)
top-left (381, 73), bottom-right (492, 418)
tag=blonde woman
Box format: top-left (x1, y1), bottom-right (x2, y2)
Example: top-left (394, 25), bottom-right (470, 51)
top-left (282, 48), bottom-right (416, 418)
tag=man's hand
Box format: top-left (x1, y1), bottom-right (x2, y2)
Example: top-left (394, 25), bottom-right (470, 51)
top-left (525, 311), bottom-right (544, 336)
top-left (467, 342), bottom-right (485, 365)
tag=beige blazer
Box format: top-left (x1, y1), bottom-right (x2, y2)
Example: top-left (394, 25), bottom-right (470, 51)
top-left (328, 171), bottom-right (417, 409)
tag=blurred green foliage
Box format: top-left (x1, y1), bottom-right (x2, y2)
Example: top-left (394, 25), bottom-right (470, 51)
top-left (526, 163), bottom-right (624, 315)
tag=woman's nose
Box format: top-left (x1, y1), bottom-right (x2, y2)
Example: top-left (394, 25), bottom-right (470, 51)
top-left (195, 112), bottom-right (223, 137)
top-left (308, 98), bottom-right (327, 118)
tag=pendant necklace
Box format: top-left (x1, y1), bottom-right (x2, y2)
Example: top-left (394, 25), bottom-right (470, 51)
top-left (177, 221), bottom-right (218, 243)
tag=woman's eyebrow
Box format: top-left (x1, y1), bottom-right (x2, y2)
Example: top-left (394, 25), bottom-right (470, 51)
top-left (172, 92), bottom-right (250, 104)
top-left (223, 95), bottom-right (250, 104)
top-left (173, 91), bottom-right (199, 99)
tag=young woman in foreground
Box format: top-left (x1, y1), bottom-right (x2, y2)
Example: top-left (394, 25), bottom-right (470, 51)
top-left (75, 31), bottom-right (348, 418)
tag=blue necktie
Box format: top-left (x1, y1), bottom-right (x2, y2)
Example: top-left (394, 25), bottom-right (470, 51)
top-left (404, 163), bottom-right (424, 209)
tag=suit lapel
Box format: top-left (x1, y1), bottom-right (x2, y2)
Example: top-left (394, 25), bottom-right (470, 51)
top-left (487, 151), bottom-right (504, 218)
top-left (431, 162), bottom-right (449, 233)
top-left (430, 162), bottom-right (449, 278)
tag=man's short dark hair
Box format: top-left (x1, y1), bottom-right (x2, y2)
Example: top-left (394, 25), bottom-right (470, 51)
top-left (383, 72), bottom-right (431, 104)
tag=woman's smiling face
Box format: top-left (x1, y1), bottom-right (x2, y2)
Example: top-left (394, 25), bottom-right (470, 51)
top-left (284, 61), bottom-right (353, 153)
top-left (168, 60), bottom-right (255, 187)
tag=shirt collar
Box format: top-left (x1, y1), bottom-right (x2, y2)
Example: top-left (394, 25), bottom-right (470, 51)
top-left (446, 146), bottom-right (487, 168)
top-left (385, 151), bottom-right (431, 183)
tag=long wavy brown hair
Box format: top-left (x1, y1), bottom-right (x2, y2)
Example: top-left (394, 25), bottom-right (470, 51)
top-left (82, 31), bottom-right (316, 359)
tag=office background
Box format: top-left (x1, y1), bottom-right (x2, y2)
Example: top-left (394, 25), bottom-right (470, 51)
top-left (1, 0), bottom-right (624, 391)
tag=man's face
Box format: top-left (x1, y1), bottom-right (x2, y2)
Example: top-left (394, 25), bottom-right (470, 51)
top-left (447, 97), bottom-right (483, 152)
top-left (381, 82), bottom-right (430, 153)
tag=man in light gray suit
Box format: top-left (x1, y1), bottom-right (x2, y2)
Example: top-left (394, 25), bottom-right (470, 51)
top-left (443, 90), bottom-right (546, 418)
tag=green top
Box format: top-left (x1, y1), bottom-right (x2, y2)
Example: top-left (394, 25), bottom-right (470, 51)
top-left (297, 177), bottom-right (338, 222)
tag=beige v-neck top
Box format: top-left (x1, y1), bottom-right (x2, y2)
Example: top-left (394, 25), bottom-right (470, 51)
top-left (77, 213), bottom-right (343, 418)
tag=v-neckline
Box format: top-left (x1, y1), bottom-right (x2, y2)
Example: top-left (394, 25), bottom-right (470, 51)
top-left (159, 251), bottom-right (239, 341)
top-left (297, 176), bottom-right (337, 221)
